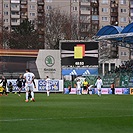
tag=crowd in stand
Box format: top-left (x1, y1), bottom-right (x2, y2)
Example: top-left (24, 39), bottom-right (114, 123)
top-left (107, 60), bottom-right (133, 75)
top-left (114, 61), bottom-right (133, 74)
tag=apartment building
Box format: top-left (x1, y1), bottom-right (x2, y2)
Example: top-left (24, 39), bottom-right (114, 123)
top-left (45, 0), bottom-right (99, 39)
top-left (0, 0), bottom-right (2, 48)
top-left (99, 0), bottom-right (132, 65)
top-left (0, 0), bottom-right (132, 60)
top-left (99, 0), bottom-right (130, 28)
top-left (2, 0), bottom-right (45, 47)
top-left (1, 0), bottom-right (132, 39)
top-left (130, 0), bottom-right (133, 22)
top-left (0, 1), bottom-right (2, 24)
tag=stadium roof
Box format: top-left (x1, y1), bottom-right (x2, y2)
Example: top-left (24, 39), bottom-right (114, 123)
top-left (96, 25), bottom-right (123, 36)
top-left (121, 22), bottom-right (133, 33)
top-left (95, 22), bottom-right (133, 44)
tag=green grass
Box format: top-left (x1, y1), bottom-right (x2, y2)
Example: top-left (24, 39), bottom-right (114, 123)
top-left (0, 93), bottom-right (133, 133)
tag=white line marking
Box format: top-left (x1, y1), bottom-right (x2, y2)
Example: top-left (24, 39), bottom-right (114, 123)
top-left (0, 115), bottom-right (133, 122)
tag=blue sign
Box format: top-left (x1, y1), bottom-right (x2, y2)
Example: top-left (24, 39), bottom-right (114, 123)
top-left (62, 68), bottom-right (98, 76)
top-left (38, 79), bottom-right (59, 92)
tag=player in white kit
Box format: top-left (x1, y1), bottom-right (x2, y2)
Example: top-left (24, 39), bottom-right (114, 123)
top-left (95, 76), bottom-right (103, 96)
top-left (23, 69), bottom-right (35, 102)
top-left (76, 79), bottom-right (81, 95)
top-left (45, 76), bottom-right (51, 96)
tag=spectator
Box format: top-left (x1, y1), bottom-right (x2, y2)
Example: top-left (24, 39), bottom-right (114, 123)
top-left (111, 82), bottom-right (115, 94)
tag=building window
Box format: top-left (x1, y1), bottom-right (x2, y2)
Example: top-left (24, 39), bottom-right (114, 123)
top-left (11, 19), bottom-right (17, 22)
top-left (46, 0), bottom-right (52, 2)
top-left (30, 0), bottom-right (36, 2)
top-left (120, 26), bottom-right (126, 28)
top-left (102, 8), bottom-right (108, 12)
top-left (81, 7), bottom-right (90, 11)
top-left (30, 5), bottom-right (35, 9)
top-left (120, 17), bottom-right (127, 22)
top-left (73, 6), bottom-right (78, 11)
top-left (120, 0), bottom-right (126, 4)
top-left (11, 4), bottom-right (18, 8)
top-left (121, 51), bottom-right (127, 56)
top-left (102, 16), bottom-right (108, 21)
top-left (4, 19), bottom-right (8, 22)
top-left (4, 12), bottom-right (8, 15)
top-left (11, 11), bottom-right (19, 15)
top-left (121, 9), bottom-right (127, 13)
top-left (4, 4), bottom-right (9, 8)
top-left (131, 9), bottom-right (133, 13)
top-left (73, 0), bottom-right (78, 2)
top-left (101, 0), bottom-right (108, 4)
top-left (30, 13), bottom-right (35, 16)
top-left (92, 15), bottom-right (99, 20)
top-left (47, 6), bottom-right (52, 10)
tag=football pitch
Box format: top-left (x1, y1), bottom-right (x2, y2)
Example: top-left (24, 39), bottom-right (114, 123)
top-left (0, 93), bottom-right (133, 133)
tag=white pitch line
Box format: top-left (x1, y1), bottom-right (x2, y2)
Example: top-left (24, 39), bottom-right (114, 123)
top-left (0, 115), bottom-right (133, 122)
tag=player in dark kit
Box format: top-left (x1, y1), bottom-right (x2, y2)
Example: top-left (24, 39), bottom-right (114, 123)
top-left (16, 74), bottom-right (24, 96)
top-left (0, 75), bottom-right (8, 96)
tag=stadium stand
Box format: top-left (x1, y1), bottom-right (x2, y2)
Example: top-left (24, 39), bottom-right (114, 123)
top-left (102, 60), bottom-right (133, 88)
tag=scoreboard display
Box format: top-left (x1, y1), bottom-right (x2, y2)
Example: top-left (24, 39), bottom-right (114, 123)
top-left (60, 41), bottom-right (98, 66)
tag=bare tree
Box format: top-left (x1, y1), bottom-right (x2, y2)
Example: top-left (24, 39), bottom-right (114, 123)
top-left (44, 9), bottom-right (79, 49)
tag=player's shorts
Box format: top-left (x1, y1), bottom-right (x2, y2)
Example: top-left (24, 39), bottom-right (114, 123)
top-left (97, 88), bottom-right (101, 91)
top-left (25, 83), bottom-right (34, 91)
top-left (46, 86), bottom-right (50, 91)
top-left (77, 88), bottom-right (81, 91)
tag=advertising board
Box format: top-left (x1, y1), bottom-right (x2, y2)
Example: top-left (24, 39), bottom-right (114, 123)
top-left (36, 50), bottom-right (61, 79)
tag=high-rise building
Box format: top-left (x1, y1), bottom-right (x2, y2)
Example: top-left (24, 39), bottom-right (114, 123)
top-left (99, 0), bottom-right (130, 28)
top-left (2, 0), bottom-right (45, 48)
top-left (0, 0), bottom-right (2, 48)
top-left (1, 0), bottom-right (132, 49)
top-left (130, 0), bottom-right (133, 22)
top-left (45, 0), bottom-right (99, 39)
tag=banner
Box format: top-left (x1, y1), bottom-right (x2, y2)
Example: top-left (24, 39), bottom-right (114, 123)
top-left (64, 88), bottom-right (130, 95)
top-left (6, 79), bottom-right (61, 92)
top-left (94, 88), bottom-right (111, 94)
top-left (130, 88), bottom-right (133, 95)
top-left (115, 88), bottom-right (130, 94)
top-left (6, 79), bottom-right (38, 92)
top-left (64, 88), bottom-right (78, 94)
top-left (38, 79), bottom-right (59, 92)
top-left (101, 88), bottom-right (110, 94)
top-left (62, 68), bottom-right (98, 76)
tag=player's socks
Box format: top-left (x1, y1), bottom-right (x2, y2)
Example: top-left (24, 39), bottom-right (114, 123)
top-left (47, 91), bottom-right (49, 96)
top-left (31, 91), bottom-right (34, 99)
top-left (98, 90), bottom-right (100, 96)
top-left (26, 92), bottom-right (28, 100)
